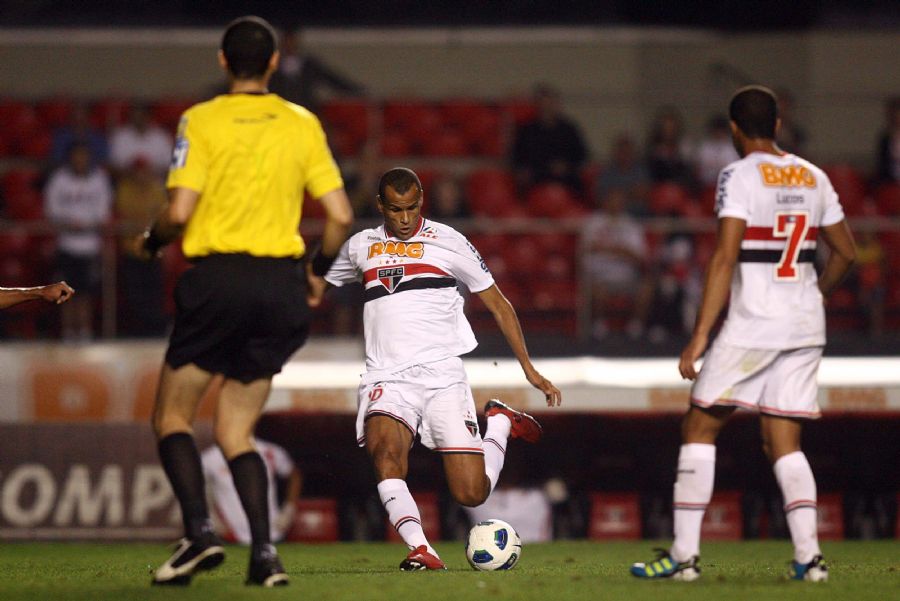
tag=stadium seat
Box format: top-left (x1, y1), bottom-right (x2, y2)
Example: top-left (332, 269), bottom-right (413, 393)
top-left (588, 493), bottom-right (641, 540)
top-left (525, 183), bottom-right (583, 218)
top-left (0, 133), bottom-right (9, 158)
top-left (500, 97), bottom-right (537, 126)
top-left (3, 189), bottom-right (44, 220)
top-left (441, 98), bottom-right (489, 129)
top-left (698, 184), bottom-right (718, 216)
top-left (874, 182), bottom-right (900, 215)
top-left (90, 97), bottom-right (131, 129)
top-left (501, 239), bottom-right (544, 276)
top-left (465, 168), bottom-right (518, 216)
top-left (648, 182), bottom-right (692, 216)
top-left (19, 128), bottom-right (52, 159)
top-left (151, 97), bottom-right (196, 131)
top-left (1, 167), bottom-right (41, 197)
top-left (383, 101), bottom-right (443, 138)
top-left (823, 164), bottom-right (868, 216)
top-left (580, 162), bottom-right (603, 206)
top-left (532, 279), bottom-right (578, 311)
top-left (423, 128), bottom-right (467, 157)
top-left (0, 100), bottom-right (33, 137)
top-left (380, 130), bottom-right (413, 157)
top-left (36, 97), bottom-right (75, 129)
top-left (1, 104), bottom-right (41, 148)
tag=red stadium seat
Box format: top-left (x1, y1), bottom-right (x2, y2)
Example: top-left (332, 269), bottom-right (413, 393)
top-left (532, 279), bottom-right (578, 311)
top-left (1, 104), bottom-right (41, 147)
top-left (19, 128), bottom-right (52, 160)
top-left (151, 98), bottom-right (196, 131)
top-left (466, 168), bottom-right (518, 216)
top-left (1, 167), bottom-right (41, 197)
top-left (874, 182), bottom-right (900, 215)
top-left (500, 97), bottom-right (537, 126)
top-left (380, 130), bottom-right (412, 157)
top-left (385, 492), bottom-right (441, 542)
top-left (649, 182), bottom-right (691, 216)
top-left (383, 100), bottom-right (443, 138)
top-left (0, 133), bottom-right (9, 158)
top-left (823, 164), bottom-right (867, 216)
top-left (319, 99), bottom-right (371, 139)
top-left (502, 239), bottom-right (544, 276)
top-left (441, 99), bottom-right (488, 129)
top-left (36, 97), bottom-right (75, 129)
top-left (525, 183), bottom-right (582, 218)
top-left (423, 128), bottom-right (467, 157)
top-left (698, 184), bottom-right (718, 216)
top-left (90, 97), bottom-right (131, 129)
top-left (4, 189), bottom-right (44, 220)
top-left (0, 100), bottom-right (32, 136)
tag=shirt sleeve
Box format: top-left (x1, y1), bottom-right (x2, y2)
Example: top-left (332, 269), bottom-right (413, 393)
top-left (324, 236), bottom-right (360, 287)
top-left (303, 114), bottom-right (344, 199)
top-left (820, 172), bottom-right (846, 226)
top-left (714, 164), bottom-right (751, 221)
top-left (450, 232), bottom-right (494, 293)
top-left (166, 110), bottom-right (208, 193)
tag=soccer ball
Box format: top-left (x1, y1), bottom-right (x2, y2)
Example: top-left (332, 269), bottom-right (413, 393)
top-left (465, 519), bottom-right (522, 571)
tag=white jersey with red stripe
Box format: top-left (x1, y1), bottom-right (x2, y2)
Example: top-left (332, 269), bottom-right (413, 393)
top-left (325, 218), bottom-right (494, 372)
top-left (714, 151), bottom-right (845, 349)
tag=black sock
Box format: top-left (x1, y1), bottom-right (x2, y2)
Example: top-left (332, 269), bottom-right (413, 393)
top-left (157, 432), bottom-right (210, 540)
top-left (228, 451), bottom-right (271, 551)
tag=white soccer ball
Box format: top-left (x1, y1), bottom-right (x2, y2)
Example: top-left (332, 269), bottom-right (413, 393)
top-left (465, 519), bottom-right (522, 571)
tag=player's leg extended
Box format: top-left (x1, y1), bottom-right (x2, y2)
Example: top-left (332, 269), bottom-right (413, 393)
top-left (151, 363), bottom-right (223, 585)
top-left (443, 453), bottom-right (491, 507)
top-left (761, 414), bottom-right (826, 580)
top-left (216, 376), bottom-right (288, 586)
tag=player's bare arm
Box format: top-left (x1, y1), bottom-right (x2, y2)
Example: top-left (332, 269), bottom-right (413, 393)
top-left (477, 284), bottom-right (562, 407)
top-left (132, 187), bottom-right (200, 259)
top-left (0, 281), bottom-right (75, 309)
top-left (679, 216), bottom-right (745, 380)
top-left (817, 219), bottom-right (856, 298)
top-left (307, 188), bottom-right (354, 307)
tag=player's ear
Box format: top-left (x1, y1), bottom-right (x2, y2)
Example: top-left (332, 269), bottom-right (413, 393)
top-left (217, 50), bottom-right (228, 73)
top-left (774, 116), bottom-right (782, 136)
top-left (375, 195), bottom-right (384, 215)
top-left (268, 50), bottom-right (280, 74)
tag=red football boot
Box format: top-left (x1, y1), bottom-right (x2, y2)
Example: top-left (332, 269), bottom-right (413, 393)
top-left (484, 398), bottom-right (543, 443)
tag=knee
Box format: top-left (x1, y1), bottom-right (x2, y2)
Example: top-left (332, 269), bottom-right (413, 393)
top-left (214, 425), bottom-right (253, 458)
top-left (450, 480), bottom-right (489, 508)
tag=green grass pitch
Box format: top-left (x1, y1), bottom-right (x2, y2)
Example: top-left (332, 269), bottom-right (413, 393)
top-left (1, 540), bottom-right (897, 601)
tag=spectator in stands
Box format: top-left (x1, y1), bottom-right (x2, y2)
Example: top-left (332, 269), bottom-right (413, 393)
top-left (694, 115), bottom-right (739, 188)
top-left (775, 88), bottom-right (807, 157)
top-left (645, 236), bottom-right (702, 343)
top-left (428, 175), bottom-right (470, 220)
top-left (43, 143), bottom-right (113, 340)
top-left (109, 104), bottom-right (173, 177)
top-left (594, 134), bottom-right (650, 217)
top-left (645, 107), bottom-right (695, 189)
top-left (511, 83), bottom-right (588, 196)
top-left (50, 103), bottom-right (108, 169)
top-left (269, 29), bottom-right (365, 113)
top-left (202, 438), bottom-right (303, 545)
top-left (115, 157), bottom-right (167, 336)
top-left (582, 187), bottom-right (654, 339)
top-left (875, 96), bottom-right (900, 184)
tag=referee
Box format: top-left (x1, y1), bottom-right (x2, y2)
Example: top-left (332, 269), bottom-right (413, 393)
top-left (138, 16), bottom-right (353, 587)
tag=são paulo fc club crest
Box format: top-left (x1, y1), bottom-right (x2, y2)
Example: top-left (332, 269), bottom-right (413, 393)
top-left (465, 419), bottom-right (479, 437)
top-left (377, 266), bottom-right (405, 292)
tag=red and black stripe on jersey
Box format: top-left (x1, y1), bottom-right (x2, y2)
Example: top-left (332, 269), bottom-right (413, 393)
top-left (362, 263), bottom-right (457, 302)
top-left (738, 225), bottom-right (818, 263)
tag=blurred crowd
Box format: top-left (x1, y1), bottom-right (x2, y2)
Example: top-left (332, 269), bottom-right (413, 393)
top-left (0, 43), bottom-right (898, 342)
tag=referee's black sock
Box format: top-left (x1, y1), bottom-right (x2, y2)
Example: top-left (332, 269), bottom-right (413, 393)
top-left (157, 432), bottom-right (211, 540)
top-left (228, 450), bottom-right (272, 555)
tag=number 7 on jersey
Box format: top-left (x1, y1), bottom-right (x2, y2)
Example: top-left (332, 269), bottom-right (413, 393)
top-left (773, 210), bottom-right (809, 281)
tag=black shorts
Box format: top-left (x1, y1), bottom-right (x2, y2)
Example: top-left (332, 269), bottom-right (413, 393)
top-left (55, 251), bottom-right (101, 295)
top-left (165, 254), bottom-right (311, 383)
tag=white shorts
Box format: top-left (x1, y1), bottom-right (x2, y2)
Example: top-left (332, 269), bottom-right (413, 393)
top-left (355, 356), bottom-right (484, 455)
top-left (691, 342), bottom-right (823, 419)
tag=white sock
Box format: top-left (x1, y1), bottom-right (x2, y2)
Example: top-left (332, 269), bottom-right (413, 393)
top-left (377, 478), bottom-right (437, 556)
top-left (483, 414), bottom-right (511, 493)
top-left (773, 451), bottom-right (821, 564)
top-left (670, 443), bottom-right (716, 562)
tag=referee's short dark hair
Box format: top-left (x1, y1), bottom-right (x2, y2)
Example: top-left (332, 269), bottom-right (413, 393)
top-left (378, 168), bottom-right (422, 202)
top-left (729, 85), bottom-right (778, 139)
top-left (221, 16), bottom-right (277, 79)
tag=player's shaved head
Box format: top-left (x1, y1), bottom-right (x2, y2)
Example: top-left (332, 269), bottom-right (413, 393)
top-left (730, 85), bottom-right (778, 139)
top-left (378, 167), bottom-right (422, 203)
top-left (221, 16), bottom-right (277, 79)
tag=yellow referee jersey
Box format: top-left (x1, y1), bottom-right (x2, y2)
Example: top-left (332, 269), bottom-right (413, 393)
top-left (167, 93), bottom-right (343, 258)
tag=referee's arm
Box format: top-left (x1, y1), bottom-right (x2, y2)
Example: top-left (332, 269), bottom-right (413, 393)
top-left (134, 187), bottom-right (199, 257)
top-left (306, 188), bottom-right (353, 306)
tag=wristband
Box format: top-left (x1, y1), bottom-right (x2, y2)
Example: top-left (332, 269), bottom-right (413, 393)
top-left (310, 248), bottom-right (336, 276)
top-left (142, 226), bottom-right (165, 256)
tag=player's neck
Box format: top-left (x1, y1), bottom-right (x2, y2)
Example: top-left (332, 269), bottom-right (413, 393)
top-left (741, 138), bottom-right (784, 158)
top-left (229, 78), bottom-right (269, 94)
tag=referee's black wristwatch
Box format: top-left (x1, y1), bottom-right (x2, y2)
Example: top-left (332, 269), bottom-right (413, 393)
top-left (310, 246), bottom-right (336, 276)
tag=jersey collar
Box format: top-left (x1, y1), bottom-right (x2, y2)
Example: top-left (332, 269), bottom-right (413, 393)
top-left (382, 217), bottom-right (425, 240)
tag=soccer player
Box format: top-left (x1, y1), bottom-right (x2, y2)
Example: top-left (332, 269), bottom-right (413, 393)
top-left (0, 282), bottom-right (73, 308)
top-left (138, 16), bottom-right (353, 587)
top-left (313, 167), bottom-right (561, 570)
top-left (631, 86), bottom-right (856, 582)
